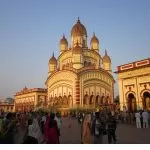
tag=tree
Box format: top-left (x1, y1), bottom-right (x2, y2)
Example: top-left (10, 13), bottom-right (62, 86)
top-left (5, 97), bottom-right (14, 104)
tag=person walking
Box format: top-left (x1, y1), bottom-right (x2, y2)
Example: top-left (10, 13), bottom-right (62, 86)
top-left (135, 111), bottom-right (141, 128)
top-left (81, 113), bottom-right (92, 144)
top-left (44, 113), bottom-right (50, 143)
top-left (24, 118), bottom-right (38, 144)
top-left (27, 115), bottom-right (42, 143)
top-left (47, 113), bottom-right (59, 144)
top-left (2, 112), bottom-right (16, 144)
top-left (142, 110), bottom-right (149, 128)
top-left (91, 112), bottom-right (103, 144)
top-left (107, 113), bottom-right (117, 144)
top-left (55, 112), bottom-right (62, 136)
top-left (41, 112), bottom-right (46, 134)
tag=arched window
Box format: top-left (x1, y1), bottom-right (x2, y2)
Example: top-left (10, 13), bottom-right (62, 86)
top-left (84, 61), bottom-right (87, 67)
top-left (143, 92), bottom-right (150, 110)
top-left (96, 95), bottom-right (99, 104)
top-left (89, 95), bottom-right (93, 105)
top-left (68, 95), bottom-right (73, 107)
top-left (83, 94), bottom-right (88, 105)
top-left (88, 62), bottom-right (91, 66)
top-left (100, 96), bottom-right (104, 105)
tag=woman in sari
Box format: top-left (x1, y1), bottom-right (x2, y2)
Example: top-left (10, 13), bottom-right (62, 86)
top-left (81, 113), bottom-right (92, 144)
top-left (44, 113), bottom-right (50, 143)
top-left (27, 115), bottom-right (42, 143)
top-left (47, 113), bottom-right (59, 144)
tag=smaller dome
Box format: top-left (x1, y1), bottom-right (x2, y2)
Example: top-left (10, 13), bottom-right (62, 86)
top-left (49, 53), bottom-right (57, 64)
top-left (72, 42), bottom-right (82, 54)
top-left (90, 33), bottom-right (99, 44)
top-left (60, 35), bottom-right (68, 45)
top-left (103, 50), bottom-right (111, 63)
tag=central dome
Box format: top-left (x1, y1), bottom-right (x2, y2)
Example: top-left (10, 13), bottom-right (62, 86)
top-left (71, 18), bottom-right (87, 37)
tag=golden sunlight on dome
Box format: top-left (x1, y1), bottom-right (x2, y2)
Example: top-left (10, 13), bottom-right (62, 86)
top-left (49, 53), bottom-right (57, 64)
top-left (60, 34), bottom-right (68, 45)
top-left (90, 33), bottom-right (99, 44)
top-left (71, 17), bottom-right (87, 37)
top-left (103, 50), bottom-right (111, 63)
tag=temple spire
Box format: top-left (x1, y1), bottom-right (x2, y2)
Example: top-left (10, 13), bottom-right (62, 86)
top-left (93, 32), bottom-right (95, 36)
top-left (105, 49), bottom-right (108, 56)
top-left (77, 17), bottom-right (80, 23)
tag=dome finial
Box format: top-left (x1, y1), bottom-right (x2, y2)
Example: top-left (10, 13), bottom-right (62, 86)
top-left (93, 32), bottom-right (95, 36)
top-left (63, 33), bottom-right (65, 38)
top-left (77, 17), bottom-right (80, 23)
top-left (52, 52), bottom-right (54, 57)
top-left (105, 49), bottom-right (108, 56)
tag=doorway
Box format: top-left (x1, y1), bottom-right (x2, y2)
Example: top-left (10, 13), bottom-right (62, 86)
top-left (127, 93), bottom-right (137, 112)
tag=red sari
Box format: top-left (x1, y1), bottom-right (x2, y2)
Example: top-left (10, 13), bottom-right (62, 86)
top-left (47, 119), bottom-right (59, 144)
top-left (44, 116), bottom-right (49, 143)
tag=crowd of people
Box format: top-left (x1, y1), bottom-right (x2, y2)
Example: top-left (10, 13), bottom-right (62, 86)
top-left (81, 109), bottom-right (150, 144)
top-left (0, 108), bottom-right (150, 144)
top-left (81, 111), bottom-right (117, 144)
top-left (0, 111), bottom-right (62, 144)
top-left (135, 110), bottom-right (149, 128)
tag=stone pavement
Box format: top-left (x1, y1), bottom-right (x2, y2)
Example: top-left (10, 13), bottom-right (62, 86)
top-left (115, 124), bottom-right (150, 144)
top-left (60, 117), bottom-right (81, 144)
top-left (60, 117), bottom-right (150, 144)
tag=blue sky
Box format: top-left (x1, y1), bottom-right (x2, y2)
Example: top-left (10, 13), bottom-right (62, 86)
top-left (0, 0), bottom-right (150, 99)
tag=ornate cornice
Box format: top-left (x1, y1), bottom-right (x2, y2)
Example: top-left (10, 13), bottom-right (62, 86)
top-left (115, 58), bottom-right (150, 74)
top-left (15, 88), bottom-right (47, 96)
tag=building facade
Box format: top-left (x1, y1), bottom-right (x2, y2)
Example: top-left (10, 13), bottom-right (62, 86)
top-left (45, 18), bottom-right (115, 114)
top-left (115, 58), bottom-right (150, 112)
top-left (0, 102), bottom-right (14, 112)
top-left (15, 87), bottom-right (47, 112)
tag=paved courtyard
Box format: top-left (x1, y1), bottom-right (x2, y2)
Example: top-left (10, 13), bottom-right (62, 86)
top-left (60, 117), bottom-right (150, 144)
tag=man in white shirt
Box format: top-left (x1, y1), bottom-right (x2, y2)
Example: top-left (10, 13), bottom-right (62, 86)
top-left (135, 111), bottom-right (141, 128)
top-left (142, 110), bottom-right (149, 128)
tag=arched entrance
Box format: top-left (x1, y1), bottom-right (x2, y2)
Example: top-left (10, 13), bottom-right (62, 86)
top-left (143, 92), bottom-right (150, 110)
top-left (83, 94), bottom-right (89, 105)
top-left (95, 95), bottom-right (99, 105)
top-left (127, 93), bottom-right (137, 112)
top-left (89, 95), bottom-right (93, 105)
top-left (100, 96), bottom-right (104, 105)
top-left (62, 95), bottom-right (68, 105)
top-left (68, 95), bottom-right (73, 107)
top-left (105, 96), bottom-right (109, 105)
top-left (58, 96), bottom-right (63, 105)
